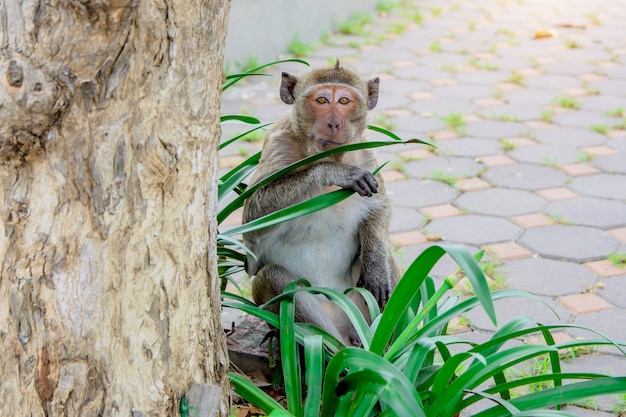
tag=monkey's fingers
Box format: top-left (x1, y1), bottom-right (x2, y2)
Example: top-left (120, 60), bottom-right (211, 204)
top-left (350, 173), bottom-right (379, 197)
top-left (357, 278), bottom-right (390, 308)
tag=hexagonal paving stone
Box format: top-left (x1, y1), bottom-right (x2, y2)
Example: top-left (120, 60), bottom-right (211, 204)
top-left (386, 179), bottom-right (459, 208)
top-left (508, 144), bottom-right (581, 165)
top-left (404, 156), bottom-right (483, 180)
top-left (408, 98), bottom-right (480, 116)
top-left (504, 258), bottom-right (597, 297)
top-left (465, 296), bottom-right (571, 332)
top-left (501, 89), bottom-right (556, 105)
top-left (480, 103), bottom-right (543, 121)
top-left (432, 84), bottom-right (495, 100)
top-left (464, 120), bottom-right (528, 139)
top-left (533, 127), bottom-right (607, 147)
top-left (523, 74), bottom-right (580, 90)
top-left (568, 174), bottom-right (626, 200)
top-left (482, 164), bottom-right (569, 190)
top-left (424, 215), bottom-right (522, 246)
top-left (551, 110), bottom-right (620, 129)
top-left (389, 206), bottom-right (426, 233)
top-left (591, 154), bottom-right (626, 175)
top-left (545, 197), bottom-right (626, 228)
top-left (439, 138), bottom-right (503, 158)
top-left (601, 275), bottom-right (626, 309)
top-left (520, 225), bottom-right (621, 262)
top-left (456, 188), bottom-right (546, 216)
top-left (578, 95), bottom-right (626, 112)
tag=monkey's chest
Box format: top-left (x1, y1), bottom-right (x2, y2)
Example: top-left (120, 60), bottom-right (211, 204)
top-left (260, 196), bottom-right (373, 289)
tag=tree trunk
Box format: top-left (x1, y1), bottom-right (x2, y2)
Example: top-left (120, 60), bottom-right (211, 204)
top-left (0, 0), bottom-right (231, 415)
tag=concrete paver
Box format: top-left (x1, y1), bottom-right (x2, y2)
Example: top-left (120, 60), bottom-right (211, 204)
top-left (221, 0), bottom-right (626, 413)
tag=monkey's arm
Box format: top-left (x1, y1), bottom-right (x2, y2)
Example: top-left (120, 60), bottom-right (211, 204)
top-left (244, 160), bottom-right (379, 222)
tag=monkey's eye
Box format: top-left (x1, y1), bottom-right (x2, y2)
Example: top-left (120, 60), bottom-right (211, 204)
top-left (338, 97), bottom-right (350, 105)
top-left (316, 97), bottom-right (328, 104)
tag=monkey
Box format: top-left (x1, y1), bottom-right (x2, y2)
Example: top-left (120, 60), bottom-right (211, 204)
top-left (242, 61), bottom-right (399, 346)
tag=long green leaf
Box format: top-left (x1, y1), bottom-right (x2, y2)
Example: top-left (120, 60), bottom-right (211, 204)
top-left (257, 283), bottom-right (371, 350)
top-left (220, 114), bottom-right (261, 124)
top-left (222, 58), bottom-right (310, 91)
top-left (219, 123), bottom-right (271, 151)
top-left (279, 281), bottom-right (302, 417)
top-left (429, 344), bottom-right (560, 416)
top-left (217, 152), bottom-right (261, 204)
top-left (303, 335), bottom-right (324, 417)
top-left (217, 139), bottom-right (416, 224)
top-left (321, 348), bottom-right (425, 417)
top-left (370, 245), bottom-right (446, 355)
top-left (229, 372), bottom-right (290, 415)
top-left (472, 377), bottom-right (626, 417)
top-left (222, 188), bottom-right (353, 237)
top-left (461, 372), bottom-right (612, 410)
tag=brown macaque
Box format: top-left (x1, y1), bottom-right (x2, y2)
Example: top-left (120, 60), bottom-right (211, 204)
top-left (242, 61), bottom-right (399, 346)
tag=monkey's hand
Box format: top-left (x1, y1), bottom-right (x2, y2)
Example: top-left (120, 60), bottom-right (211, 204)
top-left (357, 252), bottom-right (392, 309)
top-left (322, 163), bottom-right (378, 197)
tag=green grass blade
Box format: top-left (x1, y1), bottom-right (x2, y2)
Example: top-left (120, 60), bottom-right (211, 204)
top-left (280, 282), bottom-right (302, 417)
top-left (472, 377), bottom-right (626, 417)
top-left (229, 372), bottom-right (290, 415)
top-left (429, 344), bottom-right (560, 416)
top-left (445, 245), bottom-right (496, 326)
top-left (303, 335), bottom-right (324, 417)
top-left (222, 58), bottom-right (310, 91)
top-left (220, 114), bottom-right (261, 124)
top-left (217, 139), bottom-right (414, 224)
top-left (370, 245), bottom-right (448, 355)
top-left (259, 284), bottom-right (371, 349)
top-left (322, 348), bottom-right (425, 417)
top-left (221, 188), bottom-right (353, 237)
top-left (219, 123), bottom-right (272, 151)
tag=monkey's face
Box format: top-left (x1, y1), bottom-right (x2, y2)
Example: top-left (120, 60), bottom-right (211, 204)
top-left (303, 84), bottom-right (365, 148)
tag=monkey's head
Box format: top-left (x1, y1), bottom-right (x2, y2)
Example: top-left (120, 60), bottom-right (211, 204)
top-left (280, 61), bottom-right (380, 150)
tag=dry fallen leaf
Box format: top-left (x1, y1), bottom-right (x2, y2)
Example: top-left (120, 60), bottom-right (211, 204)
top-left (533, 29), bottom-right (558, 39)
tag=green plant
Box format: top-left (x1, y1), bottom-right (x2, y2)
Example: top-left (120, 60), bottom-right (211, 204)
top-left (540, 108), bottom-right (555, 123)
top-left (577, 151), bottom-right (595, 163)
top-left (613, 118), bottom-right (626, 130)
top-left (225, 245), bottom-right (626, 416)
top-left (492, 113), bottom-right (519, 122)
top-left (288, 34), bottom-right (314, 58)
top-left (542, 156), bottom-right (559, 167)
top-left (338, 12), bottom-right (372, 35)
top-left (376, 0), bottom-right (398, 13)
top-left (427, 169), bottom-right (459, 186)
top-left (564, 38), bottom-right (579, 49)
top-left (507, 71), bottom-right (524, 86)
top-left (608, 252), bottom-right (626, 267)
top-left (430, 41), bottom-right (443, 52)
top-left (499, 139), bottom-right (516, 152)
top-left (605, 107), bottom-right (625, 118)
top-left (430, 6), bottom-right (442, 17)
top-left (440, 112), bottom-right (467, 133)
top-left (220, 60), bottom-right (626, 417)
top-left (554, 95), bottom-right (580, 110)
top-left (590, 124), bottom-right (607, 135)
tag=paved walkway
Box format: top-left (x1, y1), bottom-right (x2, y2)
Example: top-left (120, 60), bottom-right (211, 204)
top-left (221, 0), bottom-right (626, 414)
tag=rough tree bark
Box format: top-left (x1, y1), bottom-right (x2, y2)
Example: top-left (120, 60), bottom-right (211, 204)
top-left (0, 0), bottom-right (231, 415)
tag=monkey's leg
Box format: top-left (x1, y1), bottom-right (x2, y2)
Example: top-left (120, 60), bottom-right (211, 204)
top-left (251, 264), bottom-right (348, 342)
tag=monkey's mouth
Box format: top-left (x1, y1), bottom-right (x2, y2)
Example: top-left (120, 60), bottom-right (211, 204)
top-left (315, 137), bottom-right (349, 147)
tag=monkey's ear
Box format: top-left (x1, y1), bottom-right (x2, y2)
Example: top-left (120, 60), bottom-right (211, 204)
top-left (367, 77), bottom-right (380, 110)
top-left (280, 72), bottom-right (298, 105)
